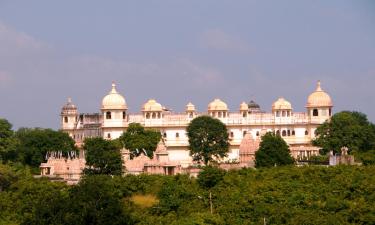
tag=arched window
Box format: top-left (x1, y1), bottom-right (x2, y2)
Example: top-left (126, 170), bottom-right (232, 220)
top-left (152, 112), bottom-right (156, 119)
top-left (242, 112), bottom-right (247, 118)
top-left (106, 111), bottom-right (111, 119)
top-left (287, 130), bottom-right (291, 136)
top-left (282, 111), bottom-right (286, 117)
top-left (276, 111), bottom-right (280, 117)
top-left (218, 112), bottom-right (222, 118)
top-left (329, 109), bottom-right (332, 116)
top-left (157, 112), bottom-right (161, 119)
top-left (292, 130), bottom-right (295, 136)
top-left (223, 112), bottom-right (227, 118)
top-left (287, 111), bottom-right (290, 117)
top-left (176, 132), bottom-right (179, 138)
top-left (243, 131), bottom-right (247, 137)
top-left (313, 109), bottom-right (319, 117)
top-left (189, 112), bottom-right (193, 118)
top-left (107, 133), bottom-right (111, 139)
top-left (163, 132), bottom-right (167, 138)
top-left (64, 116), bottom-right (68, 123)
top-left (122, 111), bottom-right (126, 119)
top-left (282, 130), bottom-right (287, 136)
top-left (256, 131), bottom-right (260, 136)
top-left (146, 112), bottom-right (150, 119)
top-left (276, 130), bottom-right (280, 136)
top-left (305, 130), bottom-right (309, 136)
top-left (230, 132), bottom-right (234, 138)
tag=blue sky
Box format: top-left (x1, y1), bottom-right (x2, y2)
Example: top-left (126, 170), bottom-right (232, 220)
top-left (0, 0), bottom-right (374, 129)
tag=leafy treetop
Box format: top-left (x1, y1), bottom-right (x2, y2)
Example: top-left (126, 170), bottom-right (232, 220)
top-left (83, 137), bottom-right (122, 176)
top-left (186, 116), bottom-right (229, 165)
top-left (313, 111), bottom-right (375, 154)
top-left (255, 132), bottom-right (294, 168)
top-left (119, 123), bottom-right (161, 159)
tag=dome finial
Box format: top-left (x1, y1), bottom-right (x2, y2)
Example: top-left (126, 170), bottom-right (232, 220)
top-left (110, 81), bottom-right (118, 94)
top-left (316, 80), bottom-right (322, 91)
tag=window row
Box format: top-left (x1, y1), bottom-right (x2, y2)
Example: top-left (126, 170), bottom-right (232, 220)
top-left (275, 110), bottom-right (292, 117)
top-left (209, 111), bottom-right (228, 118)
top-left (145, 112), bottom-right (162, 119)
top-left (105, 111), bottom-right (127, 120)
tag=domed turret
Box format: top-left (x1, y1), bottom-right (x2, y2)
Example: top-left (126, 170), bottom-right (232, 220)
top-left (142, 99), bottom-right (163, 119)
top-left (306, 81), bottom-right (333, 108)
top-left (186, 102), bottom-right (196, 119)
top-left (248, 100), bottom-right (261, 113)
top-left (306, 81), bottom-right (333, 123)
top-left (240, 102), bottom-right (249, 111)
top-left (142, 99), bottom-right (163, 112)
top-left (208, 98), bottom-right (228, 111)
top-left (101, 82), bottom-right (128, 140)
top-left (272, 97), bottom-right (292, 111)
top-left (186, 102), bottom-right (196, 112)
top-left (101, 82), bottom-right (127, 110)
top-left (61, 98), bottom-right (78, 131)
top-left (208, 98), bottom-right (228, 118)
top-left (272, 97), bottom-right (292, 118)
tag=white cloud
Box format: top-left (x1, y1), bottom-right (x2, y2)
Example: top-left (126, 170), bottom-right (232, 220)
top-left (200, 28), bottom-right (250, 52)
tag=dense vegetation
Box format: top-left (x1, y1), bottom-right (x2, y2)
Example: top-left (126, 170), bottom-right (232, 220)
top-left (1, 164), bottom-right (375, 224)
top-left (1, 112), bottom-right (375, 224)
top-left (0, 119), bottom-right (77, 169)
top-left (83, 137), bottom-right (123, 175)
top-left (313, 111), bottom-right (375, 154)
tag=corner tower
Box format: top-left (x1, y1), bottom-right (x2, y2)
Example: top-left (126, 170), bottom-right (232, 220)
top-left (306, 81), bottom-right (333, 124)
top-left (101, 82), bottom-right (128, 140)
top-left (61, 98), bottom-right (78, 134)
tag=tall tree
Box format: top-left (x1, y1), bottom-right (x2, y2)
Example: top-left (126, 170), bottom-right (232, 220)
top-left (119, 123), bottom-right (161, 159)
top-left (83, 137), bottom-right (122, 175)
top-left (313, 111), bottom-right (375, 154)
top-left (15, 128), bottom-right (76, 167)
top-left (186, 116), bottom-right (229, 165)
top-left (0, 118), bottom-right (18, 162)
top-left (255, 132), bottom-right (294, 168)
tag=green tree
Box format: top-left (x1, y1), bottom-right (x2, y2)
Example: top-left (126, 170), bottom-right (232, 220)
top-left (15, 128), bottom-right (77, 168)
top-left (255, 132), bottom-right (294, 168)
top-left (313, 111), bottom-right (375, 154)
top-left (186, 116), bottom-right (229, 165)
top-left (0, 118), bottom-right (18, 162)
top-left (83, 137), bottom-right (122, 175)
top-left (119, 123), bottom-right (161, 159)
top-left (64, 175), bottom-right (134, 225)
top-left (197, 166), bottom-right (226, 190)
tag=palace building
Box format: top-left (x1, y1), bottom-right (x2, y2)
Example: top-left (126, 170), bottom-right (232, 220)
top-left (41, 81), bottom-right (333, 182)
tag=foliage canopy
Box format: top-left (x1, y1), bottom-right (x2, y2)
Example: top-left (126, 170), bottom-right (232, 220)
top-left (119, 123), bottom-right (161, 159)
top-left (255, 132), bottom-right (294, 168)
top-left (15, 128), bottom-right (77, 167)
top-left (83, 137), bottom-right (122, 175)
top-left (186, 116), bottom-right (229, 165)
top-left (313, 111), bottom-right (375, 154)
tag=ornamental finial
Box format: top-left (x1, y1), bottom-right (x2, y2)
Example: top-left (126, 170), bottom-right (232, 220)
top-left (316, 80), bottom-right (322, 91)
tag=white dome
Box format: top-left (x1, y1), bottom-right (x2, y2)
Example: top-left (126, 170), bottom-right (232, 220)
top-left (240, 102), bottom-right (249, 111)
top-left (208, 98), bottom-right (228, 111)
top-left (142, 99), bottom-right (163, 111)
top-left (306, 81), bottom-right (333, 108)
top-left (272, 97), bottom-right (292, 110)
top-left (186, 102), bottom-right (196, 111)
top-left (101, 83), bottom-right (127, 110)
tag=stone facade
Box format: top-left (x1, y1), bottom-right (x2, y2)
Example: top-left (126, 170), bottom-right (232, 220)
top-left (41, 81), bottom-right (333, 181)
